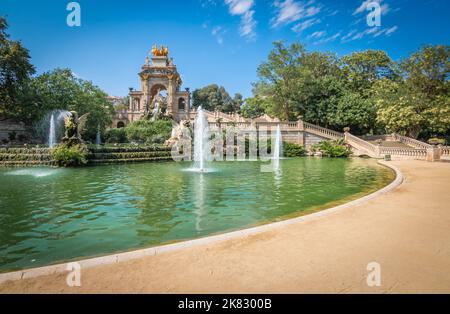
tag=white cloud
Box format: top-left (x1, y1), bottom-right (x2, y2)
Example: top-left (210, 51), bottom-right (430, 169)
top-left (341, 29), bottom-right (357, 42)
top-left (224, 0), bottom-right (257, 40)
top-left (314, 31), bottom-right (341, 45)
top-left (211, 26), bottom-right (226, 44)
top-left (240, 10), bottom-right (257, 39)
top-left (328, 10), bottom-right (339, 17)
top-left (271, 0), bottom-right (321, 28)
top-left (385, 25), bottom-right (397, 35)
top-left (272, 0), bottom-right (303, 27)
top-left (291, 17), bottom-right (321, 33)
top-left (341, 25), bottom-right (398, 42)
top-left (308, 30), bottom-right (326, 39)
top-left (225, 0), bottom-right (254, 15)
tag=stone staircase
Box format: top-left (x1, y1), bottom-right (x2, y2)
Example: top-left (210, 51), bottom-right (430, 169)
top-left (345, 132), bottom-right (447, 161)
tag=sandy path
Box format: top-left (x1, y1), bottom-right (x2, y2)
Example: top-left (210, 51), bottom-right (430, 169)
top-left (1, 160), bottom-right (450, 293)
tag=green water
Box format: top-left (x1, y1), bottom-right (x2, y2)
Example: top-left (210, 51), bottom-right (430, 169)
top-left (0, 158), bottom-right (393, 272)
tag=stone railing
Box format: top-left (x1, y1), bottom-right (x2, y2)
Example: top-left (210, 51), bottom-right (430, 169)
top-left (344, 132), bottom-right (379, 157)
top-left (441, 146), bottom-right (450, 156)
top-left (392, 133), bottom-right (432, 149)
top-left (303, 122), bottom-right (344, 140)
top-left (379, 147), bottom-right (427, 159)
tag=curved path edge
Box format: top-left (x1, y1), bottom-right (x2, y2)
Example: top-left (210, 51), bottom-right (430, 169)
top-left (0, 160), bottom-right (403, 285)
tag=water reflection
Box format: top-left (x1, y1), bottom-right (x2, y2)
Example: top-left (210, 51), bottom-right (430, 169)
top-left (193, 173), bottom-right (206, 232)
top-left (0, 159), bottom-right (394, 272)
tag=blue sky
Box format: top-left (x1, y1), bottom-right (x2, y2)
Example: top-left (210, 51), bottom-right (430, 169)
top-left (1, 0), bottom-right (449, 98)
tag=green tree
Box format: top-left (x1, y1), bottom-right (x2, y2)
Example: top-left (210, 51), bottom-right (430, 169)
top-left (0, 17), bottom-right (36, 121)
top-left (341, 50), bottom-right (397, 93)
top-left (253, 41), bottom-right (306, 121)
top-left (241, 96), bottom-right (268, 119)
top-left (374, 46), bottom-right (449, 139)
top-left (192, 84), bottom-right (238, 113)
top-left (401, 45), bottom-right (449, 98)
top-left (336, 50), bottom-right (398, 134)
top-left (31, 68), bottom-right (115, 140)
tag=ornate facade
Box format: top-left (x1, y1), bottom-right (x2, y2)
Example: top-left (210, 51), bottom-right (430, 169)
top-left (113, 46), bottom-right (191, 128)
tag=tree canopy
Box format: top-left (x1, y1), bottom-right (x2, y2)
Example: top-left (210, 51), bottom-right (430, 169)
top-left (0, 17), bottom-right (35, 121)
top-left (192, 84), bottom-right (242, 113)
top-left (247, 41), bottom-right (449, 139)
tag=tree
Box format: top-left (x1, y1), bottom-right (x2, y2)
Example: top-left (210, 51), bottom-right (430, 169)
top-left (232, 93), bottom-right (243, 112)
top-left (401, 45), bottom-right (449, 99)
top-left (253, 41), bottom-right (306, 121)
top-left (31, 68), bottom-right (115, 140)
top-left (373, 46), bottom-right (450, 139)
top-left (0, 17), bottom-right (36, 121)
top-left (192, 84), bottom-right (239, 113)
top-left (241, 96), bottom-right (268, 118)
top-left (341, 50), bottom-right (398, 94)
top-left (330, 92), bottom-right (376, 134)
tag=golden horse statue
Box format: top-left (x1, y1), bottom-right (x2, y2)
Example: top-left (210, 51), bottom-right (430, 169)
top-left (151, 45), bottom-right (169, 57)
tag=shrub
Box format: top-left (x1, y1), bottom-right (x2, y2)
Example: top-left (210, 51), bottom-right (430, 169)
top-left (427, 138), bottom-right (446, 145)
top-left (311, 140), bottom-right (351, 158)
top-left (52, 144), bottom-right (88, 167)
top-left (125, 119), bottom-right (173, 144)
top-left (283, 142), bottom-right (306, 157)
top-left (104, 128), bottom-right (127, 143)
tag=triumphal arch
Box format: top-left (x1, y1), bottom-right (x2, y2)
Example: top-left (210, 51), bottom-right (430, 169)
top-left (114, 45), bottom-right (191, 127)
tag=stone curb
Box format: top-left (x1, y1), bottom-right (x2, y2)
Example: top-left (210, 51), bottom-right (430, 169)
top-left (0, 160), bottom-right (403, 285)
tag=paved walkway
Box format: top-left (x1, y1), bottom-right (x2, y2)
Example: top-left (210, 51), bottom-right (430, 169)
top-left (1, 160), bottom-right (449, 293)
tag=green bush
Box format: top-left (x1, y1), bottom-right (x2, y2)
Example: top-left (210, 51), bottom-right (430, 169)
top-left (427, 138), bottom-right (446, 145)
top-left (283, 142), bottom-right (306, 157)
top-left (104, 128), bottom-right (127, 143)
top-left (124, 119), bottom-right (173, 144)
top-left (52, 144), bottom-right (88, 167)
top-left (311, 140), bottom-right (351, 158)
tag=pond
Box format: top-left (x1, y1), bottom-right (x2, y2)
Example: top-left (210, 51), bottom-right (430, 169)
top-left (0, 158), bottom-right (394, 272)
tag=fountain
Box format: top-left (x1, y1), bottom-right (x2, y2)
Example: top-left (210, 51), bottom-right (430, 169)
top-left (47, 110), bottom-right (70, 148)
top-left (192, 107), bottom-right (211, 172)
top-left (96, 125), bottom-right (102, 145)
top-left (273, 124), bottom-right (283, 160)
top-left (48, 113), bottom-right (56, 148)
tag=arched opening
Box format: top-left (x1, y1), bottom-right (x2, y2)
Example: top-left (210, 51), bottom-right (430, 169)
top-left (117, 121), bottom-right (125, 128)
top-left (150, 84), bottom-right (167, 98)
top-left (178, 98), bottom-right (186, 111)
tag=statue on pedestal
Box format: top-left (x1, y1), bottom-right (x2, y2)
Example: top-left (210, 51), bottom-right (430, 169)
top-left (62, 111), bottom-right (89, 146)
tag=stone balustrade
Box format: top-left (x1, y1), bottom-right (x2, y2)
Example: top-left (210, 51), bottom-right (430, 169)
top-left (303, 122), bottom-right (344, 140)
top-left (344, 132), bottom-right (379, 157)
top-left (379, 147), bottom-right (427, 160)
top-left (392, 133), bottom-right (432, 149)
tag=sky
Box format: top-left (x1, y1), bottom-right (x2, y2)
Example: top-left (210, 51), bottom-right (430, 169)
top-left (1, 0), bottom-right (449, 98)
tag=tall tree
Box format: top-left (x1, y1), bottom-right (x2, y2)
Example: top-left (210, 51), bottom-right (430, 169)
top-left (374, 45), bottom-right (450, 138)
top-left (241, 96), bottom-right (268, 119)
top-left (254, 41), bottom-right (306, 121)
top-left (0, 17), bottom-right (35, 121)
top-left (192, 84), bottom-right (239, 113)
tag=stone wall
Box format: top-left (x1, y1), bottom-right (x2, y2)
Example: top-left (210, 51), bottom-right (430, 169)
top-left (304, 133), bottom-right (327, 149)
top-left (0, 119), bottom-right (32, 142)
